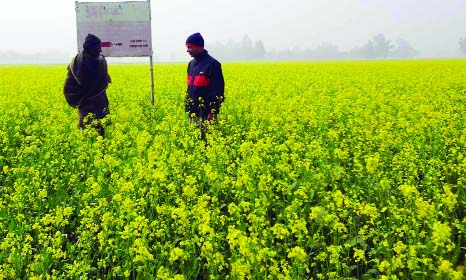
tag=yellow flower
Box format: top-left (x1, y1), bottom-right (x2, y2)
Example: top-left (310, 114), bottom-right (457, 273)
top-left (366, 153), bottom-right (380, 174)
top-left (169, 247), bottom-right (185, 263)
top-left (353, 248), bottom-right (365, 263)
top-left (288, 246), bottom-right (308, 263)
top-left (441, 185), bottom-right (457, 211)
top-left (431, 221), bottom-right (453, 251)
top-left (378, 260), bottom-right (390, 273)
top-left (437, 260), bottom-right (464, 280)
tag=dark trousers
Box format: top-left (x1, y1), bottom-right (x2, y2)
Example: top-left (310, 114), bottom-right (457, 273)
top-left (78, 94), bottom-right (109, 137)
top-left (79, 110), bottom-right (107, 137)
top-left (186, 98), bottom-right (221, 140)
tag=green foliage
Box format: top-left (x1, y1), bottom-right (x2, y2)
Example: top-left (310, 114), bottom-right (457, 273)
top-left (0, 61), bottom-right (465, 279)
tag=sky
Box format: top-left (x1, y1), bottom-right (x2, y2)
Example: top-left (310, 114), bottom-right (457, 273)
top-left (0, 0), bottom-right (465, 61)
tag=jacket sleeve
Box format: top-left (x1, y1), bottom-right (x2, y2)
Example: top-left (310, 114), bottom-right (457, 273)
top-left (186, 61), bottom-right (192, 92)
top-left (210, 61), bottom-right (224, 103)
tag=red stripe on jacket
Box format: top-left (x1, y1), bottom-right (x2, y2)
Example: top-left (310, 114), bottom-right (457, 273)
top-left (193, 76), bottom-right (210, 87)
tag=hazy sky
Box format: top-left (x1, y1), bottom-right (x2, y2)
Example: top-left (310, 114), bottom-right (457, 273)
top-left (1, 0), bottom-right (465, 60)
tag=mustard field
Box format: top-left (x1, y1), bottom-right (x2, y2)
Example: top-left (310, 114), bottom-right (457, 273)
top-left (0, 61), bottom-right (465, 279)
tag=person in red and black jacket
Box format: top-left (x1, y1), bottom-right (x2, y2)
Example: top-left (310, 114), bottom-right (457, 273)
top-left (185, 33), bottom-right (224, 124)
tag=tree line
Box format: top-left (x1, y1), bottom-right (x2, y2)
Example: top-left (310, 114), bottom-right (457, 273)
top-left (3, 34), bottom-right (466, 64)
top-left (210, 33), bottom-right (423, 61)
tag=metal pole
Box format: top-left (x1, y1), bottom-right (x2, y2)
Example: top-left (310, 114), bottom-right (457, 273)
top-left (75, 1), bottom-right (80, 53)
top-left (150, 55), bottom-right (155, 105)
top-left (148, 0), bottom-right (155, 105)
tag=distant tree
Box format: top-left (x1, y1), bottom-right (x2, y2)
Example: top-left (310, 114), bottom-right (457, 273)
top-left (349, 34), bottom-right (393, 59)
top-left (241, 35), bottom-right (253, 49)
top-left (210, 36), bottom-right (267, 61)
top-left (240, 35), bottom-right (253, 60)
top-left (460, 37), bottom-right (466, 55)
top-left (392, 38), bottom-right (419, 58)
top-left (313, 42), bottom-right (345, 60)
top-left (350, 41), bottom-right (377, 59)
top-left (372, 33), bottom-right (393, 58)
top-left (253, 40), bottom-right (266, 60)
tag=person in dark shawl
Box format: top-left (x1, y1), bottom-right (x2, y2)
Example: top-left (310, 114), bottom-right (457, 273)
top-left (64, 34), bottom-right (111, 137)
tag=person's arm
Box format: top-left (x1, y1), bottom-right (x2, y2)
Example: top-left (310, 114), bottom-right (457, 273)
top-left (210, 61), bottom-right (224, 104)
top-left (186, 61), bottom-right (193, 91)
top-left (102, 56), bottom-right (111, 84)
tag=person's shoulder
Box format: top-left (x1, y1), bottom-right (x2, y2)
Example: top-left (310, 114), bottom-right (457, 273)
top-left (188, 59), bottom-right (195, 67)
top-left (206, 53), bottom-right (221, 66)
top-left (211, 57), bottom-right (222, 68)
top-left (74, 51), bottom-right (83, 62)
top-left (98, 55), bottom-right (108, 64)
top-left (69, 52), bottom-right (82, 68)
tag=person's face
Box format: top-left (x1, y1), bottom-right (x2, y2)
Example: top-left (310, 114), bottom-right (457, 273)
top-left (186, 44), bottom-right (204, 57)
top-left (88, 46), bottom-right (102, 58)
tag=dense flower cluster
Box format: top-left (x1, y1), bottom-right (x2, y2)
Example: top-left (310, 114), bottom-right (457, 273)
top-left (0, 61), bottom-right (465, 279)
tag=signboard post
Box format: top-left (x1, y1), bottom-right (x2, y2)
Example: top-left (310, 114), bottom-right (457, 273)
top-left (148, 0), bottom-right (154, 105)
top-left (75, 0), bottom-right (155, 105)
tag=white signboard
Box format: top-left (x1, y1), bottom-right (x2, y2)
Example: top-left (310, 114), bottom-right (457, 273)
top-left (76, 1), bottom-right (152, 57)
